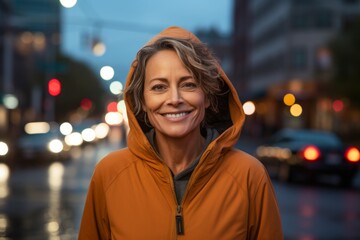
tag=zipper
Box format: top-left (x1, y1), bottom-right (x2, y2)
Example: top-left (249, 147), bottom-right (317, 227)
top-left (176, 205), bottom-right (184, 235)
top-left (168, 168), bottom-right (185, 236)
top-left (169, 150), bottom-right (211, 236)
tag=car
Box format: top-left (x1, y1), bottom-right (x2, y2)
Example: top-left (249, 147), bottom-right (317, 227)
top-left (255, 128), bottom-right (360, 186)
top-left (14, 122), bottom-right (70, 166)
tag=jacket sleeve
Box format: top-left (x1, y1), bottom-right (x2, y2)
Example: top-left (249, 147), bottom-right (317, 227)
top-left (248, 166), bottom-right (283, 240)
top-left (78, 168), bottom-right (111, 240)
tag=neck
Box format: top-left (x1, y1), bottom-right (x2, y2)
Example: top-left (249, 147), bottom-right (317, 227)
top-left (154, 130), bottom-right (205, 175)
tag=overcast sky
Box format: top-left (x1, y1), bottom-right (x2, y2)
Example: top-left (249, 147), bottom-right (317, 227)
top-left (61, 0), bottom-right (233, 83)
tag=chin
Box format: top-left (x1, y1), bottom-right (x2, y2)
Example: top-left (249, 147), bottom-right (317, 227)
top-left (156, 127), bottom-right (200, 139)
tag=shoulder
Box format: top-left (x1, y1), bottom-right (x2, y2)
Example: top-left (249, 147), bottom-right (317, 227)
top-left (223, 148), bottom-right (265, 172)
top-left (97, 147), bottom-right (135, 170)
top-left (91, 148), bottom-right (137, 190)
top-left (221, 148), bottom-right (270, 186)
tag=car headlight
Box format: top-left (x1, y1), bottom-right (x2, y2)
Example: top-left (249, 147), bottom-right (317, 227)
top-left (48, 139), bottom-right (64, 153)
top-left (65, 132), bottom-right (83, 146)
top-left (81, 128), bottom-right (96, 142)
top-left (0, 141), bottom-right (9, 156)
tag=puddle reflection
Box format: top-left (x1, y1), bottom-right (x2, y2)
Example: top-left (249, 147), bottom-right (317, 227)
top-left (48, 162), bottom-right (64, 191)
top-left (0, 163), bottom-right (9, 198)
top-left (0, 161), bottom-right (80, 239)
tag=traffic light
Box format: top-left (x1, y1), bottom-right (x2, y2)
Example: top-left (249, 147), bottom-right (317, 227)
top-left (48, 78), bottom-right (61, 96)
top-left (107, 101), bottom-right (118, 112)
top-left (80, 98), bottom-right (93, 111)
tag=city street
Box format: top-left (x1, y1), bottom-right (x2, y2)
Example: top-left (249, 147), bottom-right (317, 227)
top-left (0, 136), bottom-right (359, 239)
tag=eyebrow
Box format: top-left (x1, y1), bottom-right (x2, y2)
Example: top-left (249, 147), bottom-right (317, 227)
top-left (148, 75), bottom-right (194, 83)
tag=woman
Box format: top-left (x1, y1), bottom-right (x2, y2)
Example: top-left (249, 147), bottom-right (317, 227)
top-left (79, 26), bottom-right (283, 239)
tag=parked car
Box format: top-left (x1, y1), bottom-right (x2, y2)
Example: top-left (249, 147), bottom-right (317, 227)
top-left (14, 122), bottom-right (70, 165)
top-left (256, 128), bottom-right (360, 186)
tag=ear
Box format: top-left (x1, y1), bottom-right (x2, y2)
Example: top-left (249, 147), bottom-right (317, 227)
top-left (142, 103), bottom-right (147, 112)
top-left (205, 96), bottom-right (211, 109)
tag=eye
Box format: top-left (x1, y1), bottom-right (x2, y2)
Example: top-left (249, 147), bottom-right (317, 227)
top-left (151, 84), bottom-right (167, 92)
top-left (181, 81), bottom-right (198, 89)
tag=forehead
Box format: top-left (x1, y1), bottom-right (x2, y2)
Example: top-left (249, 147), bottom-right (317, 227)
top-left (147, 49), bottom-right (180, 65)
top-left (145, 50), bottom-right (191, 77)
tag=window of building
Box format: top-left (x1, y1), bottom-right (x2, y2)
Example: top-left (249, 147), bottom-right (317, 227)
top-left (291, 13), bottom-right (312, 30)
top-left (291, 47), bottom-right (307, 69)
top-left (315, 10), bottom-right (333, 29)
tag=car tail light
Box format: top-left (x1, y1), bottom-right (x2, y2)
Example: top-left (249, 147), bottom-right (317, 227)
top-left (301, 145), bottom-right (320, 161)
top-left (345, 147), bottom-right (360, 163)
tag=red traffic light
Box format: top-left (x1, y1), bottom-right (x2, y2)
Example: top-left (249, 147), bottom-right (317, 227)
top-left (48, 78), bottom-right (61, 96)
top-left (80, 98), bottom-right (93, 111)
top-left (107, 101), bottom-right (118, 112)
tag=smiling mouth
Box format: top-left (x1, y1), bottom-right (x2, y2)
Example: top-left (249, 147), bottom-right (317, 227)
top-left (162, 112), bottom-right (190, 118)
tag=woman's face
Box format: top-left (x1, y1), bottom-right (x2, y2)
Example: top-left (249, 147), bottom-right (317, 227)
top-left (142, 49), bottom-right (209, 139)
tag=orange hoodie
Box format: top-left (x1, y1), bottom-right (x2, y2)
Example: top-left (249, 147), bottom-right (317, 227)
top-left (79, 26), bottom-right (283, 240)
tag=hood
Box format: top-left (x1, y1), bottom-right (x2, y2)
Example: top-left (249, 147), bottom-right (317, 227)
top-left (124, 26), bottom-right (245, 174)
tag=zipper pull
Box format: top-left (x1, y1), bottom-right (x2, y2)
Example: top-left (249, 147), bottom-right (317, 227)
top-left (176, 205), bottom-right (184, 235)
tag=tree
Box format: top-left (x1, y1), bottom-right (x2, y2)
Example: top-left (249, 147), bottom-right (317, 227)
top-left (328, 17), bottom-right (360, 107)
top-left (31, 53), bottom-right (108, 121)
top-left (54, 54), bottom-right (108, 121)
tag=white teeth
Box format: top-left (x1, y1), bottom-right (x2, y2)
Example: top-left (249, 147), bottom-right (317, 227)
top-left (164, 112), bottom-right (188, 118)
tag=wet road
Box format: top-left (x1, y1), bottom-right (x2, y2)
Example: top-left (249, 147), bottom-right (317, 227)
top-left (0, 137), bottom-right (359, 239)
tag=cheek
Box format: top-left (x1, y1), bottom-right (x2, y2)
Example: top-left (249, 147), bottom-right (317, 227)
top-left (143, 94), bottom-right (161, 112)
top-left (196, 92), bottom-right (210, 109)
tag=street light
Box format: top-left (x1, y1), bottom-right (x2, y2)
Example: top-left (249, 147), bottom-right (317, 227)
top-left (100, 66), bottom-right (114, 81)
top-left (92, 38), bottom-right (106, 56)
top-left (59, 0), bottom-right (77, 8)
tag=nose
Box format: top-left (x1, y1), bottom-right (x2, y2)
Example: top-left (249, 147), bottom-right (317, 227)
top-left (167, 86), bottom-right (183, 106)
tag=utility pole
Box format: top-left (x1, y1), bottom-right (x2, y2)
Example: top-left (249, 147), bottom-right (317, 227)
top-left (0, 0), bottom-right (14, 135)
top-left (1, 0), bottom-right (14, 94)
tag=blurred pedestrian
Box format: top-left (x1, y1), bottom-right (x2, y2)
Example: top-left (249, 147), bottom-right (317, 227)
top-left (79, 26), bottom-right (283, 239)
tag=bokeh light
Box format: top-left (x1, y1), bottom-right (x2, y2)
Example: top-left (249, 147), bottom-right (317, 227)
top-left (80, 98), bottom-right (93, 111)
top-left (100, 66), bottom-right (114, 81)
top-left (59, 0), bottom-right (77, 8)
top-left (48, 162), bottom-right (64, 191)
top-left (48, 139), bottom-right (64, 153)
top-left (60, 122), bottom-right (73, 135)
top-left (0, 142), bottom-right (9, 156)
top-left (243, 101), bottom-right (256, 115)
top-left (332, 99), bottom-right (344, 112)
top-left (105, 112), bottom-right (123, 126)
top-left (92, 41), bottom-right (106, 56)
top-left (24, 122), bottom-right (50, 134)
top-left (94, 123), bottom-right (110, 139)
top-left (3, 94), bottom-right (19, 110)
top-left (81, 128), bottom-right (96, 142)
top-left (346, 147), bottom-right (360, 162)
top-left (107, 101), bottom-right (118, 112)
top-left (290, 104), bottom-right (303, 117)
top-left (0, 164), bottom-right (9, 183)
top-left (117, 100), bottom-right (126, 114)
top-left (283, 93), bottom-right (296, 106)
top-left (64, 132), bottom-right (83, 146)
top-left (109, 81), bottom-right (123, 95)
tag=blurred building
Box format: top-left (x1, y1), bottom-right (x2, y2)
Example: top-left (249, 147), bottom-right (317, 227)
top-left (196, 28), bottom-right (233, 78)
top-left (233, 0), bottom-right (360, 136)
top-left (0, 0), bottom-right (61, 135)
